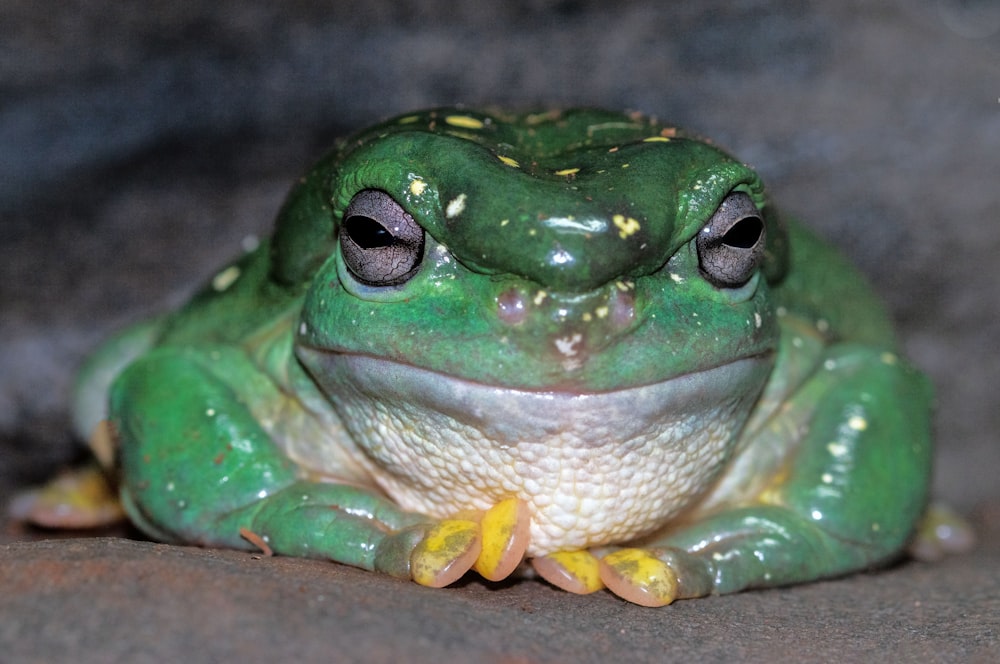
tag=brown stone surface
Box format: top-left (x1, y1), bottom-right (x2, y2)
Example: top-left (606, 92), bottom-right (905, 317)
top-left (2, 518), bottom-right (998, 663)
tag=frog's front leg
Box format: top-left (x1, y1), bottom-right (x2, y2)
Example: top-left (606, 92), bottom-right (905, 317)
top-left (537, 345), bottom-right (933, 606)
top-left (111, 346), bottom-right (527, 586)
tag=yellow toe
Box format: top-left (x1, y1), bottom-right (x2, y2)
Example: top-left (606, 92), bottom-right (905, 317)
top-left (410, 519), bottom-right (481, 588)
top-left (532, 550), bottom-right (605, 594)
top-left (473, 498), bottom-right (530, 581)
top-left (9, 463), bottom-right (123, 529)
top-left (600, 548), bottom-right (678, 607)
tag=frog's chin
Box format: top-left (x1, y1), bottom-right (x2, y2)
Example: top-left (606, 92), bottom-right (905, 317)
top-left (296, 347), bottom-right (774, 555)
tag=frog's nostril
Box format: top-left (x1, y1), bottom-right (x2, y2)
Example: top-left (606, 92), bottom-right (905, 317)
top-left (609, 283), bottom-right (637, 329)
top-left (497, 288), bottom-right (528, 326)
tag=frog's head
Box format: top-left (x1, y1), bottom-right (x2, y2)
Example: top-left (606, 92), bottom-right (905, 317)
top-left (278, 108), bottom-right (788, 393)
top-left (275, 108), bottom-right (791, 548)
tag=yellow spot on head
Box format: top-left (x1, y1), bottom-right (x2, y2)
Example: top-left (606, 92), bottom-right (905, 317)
top-left (500, 218), bottom-right (510, 226)
top-left (642, 136), bottom-right (671, 143)
top-left (397, 115), bottom-right (421, 124)
top-left (444, 115), bottom-right (484, 129)
top-left (446, 193), bottom-right (467, 219)
top-left (848, 416), bottom-right (868, 431)
top-left (595, 306), bottom-right (609, 319)
top-left (612, 214), bottom-right (641, 239)
top-left (211, 265), bottom-right (241, 292)
top-left (582, 312), bottom-right (592, 322)
top-left (497, 155), bottom-right (520, 168)
top-left (409, 178), bottom-right (427, 196)
top-left (554, 167), bottom-right (580, 176)
top-left (880, 352), bottom-right (898, 365)
top-left (821, 473), bottom-right (833, 484)
top-left (533, 290), bottom-right (548, 306)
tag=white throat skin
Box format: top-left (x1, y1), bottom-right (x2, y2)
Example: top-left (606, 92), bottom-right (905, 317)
top-left (297, 350), bottom-right (773, 556)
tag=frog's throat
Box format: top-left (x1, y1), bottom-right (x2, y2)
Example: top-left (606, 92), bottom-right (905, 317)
top-left (296, 348), bottom-right (773, 554)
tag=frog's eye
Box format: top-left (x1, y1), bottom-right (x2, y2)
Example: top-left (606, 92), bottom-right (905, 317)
top-left (696, 192), bottom-right (766, 288)
top-left (339, 189), bottom-right (425, 286)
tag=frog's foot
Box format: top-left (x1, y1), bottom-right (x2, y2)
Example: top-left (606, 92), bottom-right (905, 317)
top-left (409, 498), bottom-right (530, 588)
top-left (908, 502), bottom-right (977, 562)
top-left (8, 462), bottom-right (124, 529)
top-left (534, 545), bottom-right (715, 606)
top-left (533, 547), bottom-right (679, 603)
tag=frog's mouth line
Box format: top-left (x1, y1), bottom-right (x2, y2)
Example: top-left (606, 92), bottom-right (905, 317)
top-left (296, 347), bottom-right (774, 440)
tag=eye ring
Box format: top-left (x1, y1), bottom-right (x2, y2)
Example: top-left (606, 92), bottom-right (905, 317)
top-left (339, 190), bottom-right (425, 286)
top-left (696, 192), bottom-right (766, 288)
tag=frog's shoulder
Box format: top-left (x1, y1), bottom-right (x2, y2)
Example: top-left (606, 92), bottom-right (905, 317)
top-left (156, 241), bottom-right (302, 347)
top-left (772, 217), bottom-right (896, 347)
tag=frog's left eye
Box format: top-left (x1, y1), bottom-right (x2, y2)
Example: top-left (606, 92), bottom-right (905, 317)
top-left (696, 192), bottom-right (766, 288)
top-left (339, 189), bottom-right (425, 286)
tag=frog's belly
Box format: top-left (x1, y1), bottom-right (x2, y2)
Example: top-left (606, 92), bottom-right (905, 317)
top-left (300, 353), bottom-right (769, 556)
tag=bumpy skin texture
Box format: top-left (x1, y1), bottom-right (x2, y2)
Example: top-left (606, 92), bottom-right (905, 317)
top-left (77, 108), bottom-right (932, 606)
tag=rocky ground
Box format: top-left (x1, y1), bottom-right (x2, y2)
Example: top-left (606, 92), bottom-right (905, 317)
top-left (2, 1), bottom-right (998, 661)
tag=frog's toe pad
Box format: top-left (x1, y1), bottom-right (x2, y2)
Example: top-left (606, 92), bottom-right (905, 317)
top-left (8, 464), bottom-right (124, 529)
top-left (473, 498), bottom-right (530, 581)
top-left (909, 502), bottom-right (977, 562)
top-left (532, 550), bottom-right (605, 594)
top-left (599, 548), bottom-right (678, 607)
top-left (410, 519), bottom-right (481, 588)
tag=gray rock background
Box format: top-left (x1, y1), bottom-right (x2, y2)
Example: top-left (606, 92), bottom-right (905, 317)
top-left (2, 1), bottom-right (998, 661)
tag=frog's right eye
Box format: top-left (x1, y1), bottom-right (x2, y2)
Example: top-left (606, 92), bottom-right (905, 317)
top-left (339, 189), bottom-right (425, 286)
top-left (695, 192), bottom-right (766, 288)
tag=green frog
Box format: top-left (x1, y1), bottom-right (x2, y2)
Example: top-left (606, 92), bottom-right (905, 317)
top-left (23, 108), bottom-right (940, 606)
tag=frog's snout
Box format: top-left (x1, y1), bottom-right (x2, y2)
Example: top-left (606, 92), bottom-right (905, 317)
top-left (495, 280), bottom-right (637, 371)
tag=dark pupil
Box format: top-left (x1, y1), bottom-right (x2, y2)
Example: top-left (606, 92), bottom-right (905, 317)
top-left (722, 217), bottom-right (763, 249)
top-left (345, 216), bottom-right (393, 249)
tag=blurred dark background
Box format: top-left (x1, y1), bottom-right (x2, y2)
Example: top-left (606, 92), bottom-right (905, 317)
top-left (2, 0), bottom-right (998, 521)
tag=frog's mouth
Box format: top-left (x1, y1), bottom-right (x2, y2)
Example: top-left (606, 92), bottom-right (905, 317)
top-left (296, 347), bottom-right (773, 448)
top-left (296, 347), bottom-right (774, 554)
